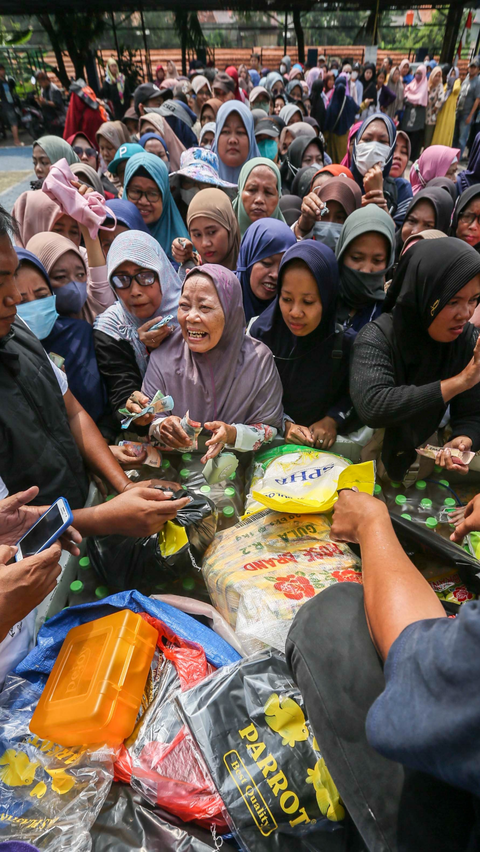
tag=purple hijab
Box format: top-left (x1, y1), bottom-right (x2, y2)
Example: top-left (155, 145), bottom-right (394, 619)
top-left (457, 131), bottom-right (480, 194)
top-left (142, 264), bottom-right (284, 427)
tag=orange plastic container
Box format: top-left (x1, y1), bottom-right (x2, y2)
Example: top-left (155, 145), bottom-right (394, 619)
top-left (30, 610), bottom-right (158, 746)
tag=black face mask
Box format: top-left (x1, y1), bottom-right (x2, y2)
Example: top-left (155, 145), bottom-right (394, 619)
top-left (340, 265), bottom-right (387, 309)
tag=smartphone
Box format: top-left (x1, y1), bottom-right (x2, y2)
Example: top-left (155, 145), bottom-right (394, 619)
top-left (15, 497), bottom-right (74, 561)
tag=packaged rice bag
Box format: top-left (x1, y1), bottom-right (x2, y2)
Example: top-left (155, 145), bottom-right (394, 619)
top-left (248, 446), bottom-right (375, 514)
top-left (202, 508), bottom-right (361, 654)
top-left (428, 572), bottom-right (476, 605)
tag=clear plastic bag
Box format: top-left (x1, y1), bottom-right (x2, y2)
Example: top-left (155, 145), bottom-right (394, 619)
top-left (0, 676), bottom-right (115, 852)
top-left (202, 508), bottom-right (361, 654)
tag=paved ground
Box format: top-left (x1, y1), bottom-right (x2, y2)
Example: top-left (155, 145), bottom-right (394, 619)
top-left (0, 145), bottom-right (34, 213)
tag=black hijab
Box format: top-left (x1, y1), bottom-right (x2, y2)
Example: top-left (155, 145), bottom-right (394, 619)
top-left (251, 240), bottom-right (346, 425)
top-left (291, 165), bottom-right (319, 198)
top-left (359, 63), bottom-right (377, 104)
top-left (395, 186), bottom-right (454, 261)
top-left (426, 176), bottom-right (458, 203)
top-left (451, 183), bottom-right (480, 236)
top-left (375, 239), bottom-right (480, 478)
top-left (281, 136), bottom-right (324, 193)
top-left (310, 78), bottom-right (326, 130)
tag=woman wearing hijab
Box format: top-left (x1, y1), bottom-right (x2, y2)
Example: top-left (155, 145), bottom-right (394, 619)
top-left (251, 241), bottom-right (351, 449)
top-left (15, 246), bottom-right (106, 423)
top-left (141, 265), bottom-right (284, 457)
top-left (12, 190), bottom-right (113, 323)
top-left (264, 72), bottom-right (285, 99)
top-left (351, 239), bottom-right (480, 482)
top-left (93, 230), bottom-right (181, 431)
top-left (425, 175), bottom-right (458, 202)
top-left (451, 185), bottom-right (480, 250)
top-left (384, 66), bottom-right (404, 120)
top-left (200, 98), bottom-right (222, 127)
top-left (358, 63), bottom-right (377, 119)
top-left (212, 101), bottom-right (260, 183)
top-left (278, 121), bottom-right (315, 159)
top-left (32, 135), bottom-right (79, 186)
top-left (138, 131), bottom-right (170, 167)
top-left (433, 67), bottom-right (461, 147)
top-left (410, 144), bottom-right (459, 194)
top-left (99, 197), bottom-right (150, 257)
top-left (286, 80), bottom-right (303, 102)
top-left (291, 165), bottom-right (320, 199)
top-left (233, 157), bottom-right (286, 236)
top-left (281, 136), bottom-right (324, 193)
top-left (310, 163), bottom-right (355, 193)
top-left (138, 112), bottom-right (185, 172)
top-left (324, 76), bottom-right (358, 164)
top-left (425, 66), bottom-right (445, 149)
top-left (389, 130), bottom-right (410, 180)
top-left (236, 219), bottom-right (296, 323)
top-left (171, 188), bottom-right (240, 278)
top-left (191, 75), bottom-right (212, 114)
top-left (309, 78), bottom-right (326, 132)
top-left (124, 151), bottom-right (188, 260)
top-left (401, 64), bottom-right (428, 161)
top-left (398, 187), bottom-right (454, 259)
top-left (341, 121), bottom-right (362, 168)
top-left (100, 58), bottom-right (129, 121)
top-left (399, 58), bottom-right (413, 86)
top-left (279, 194), bottom-right (303, 226)
top-left (294, 176), bottom-right (362, 246)
top-left (457, 132), bottom-right (480, 195)
top-left (249, 86), bottom-right (272, 114)
top-left (95, 121), bottom-right (131, 192)
top-left (279, 103), bottom-right (303, 126)
top-left (335, 206), bottom-right (395, 339)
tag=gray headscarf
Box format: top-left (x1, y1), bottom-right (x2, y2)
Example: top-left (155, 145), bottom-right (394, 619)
top-left (34, 135), bottom-right (80, 167)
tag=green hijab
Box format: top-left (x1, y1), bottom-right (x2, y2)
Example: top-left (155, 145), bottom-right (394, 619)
top-left (335, 205), bottom-right (396, 268)
top-left (34, 135), bottom-right (80, 168)
top-left (233, 157), bottom-right (286, 237)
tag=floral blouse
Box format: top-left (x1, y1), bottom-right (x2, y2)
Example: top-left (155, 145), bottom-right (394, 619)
top-left (426, 83), bottom-right (444, 125)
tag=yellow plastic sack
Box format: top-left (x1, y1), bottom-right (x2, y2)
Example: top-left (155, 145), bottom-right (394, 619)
top-left (251, 449), bottom-right (375, 513)
top-left (202, 508), bottom-right (361, 654)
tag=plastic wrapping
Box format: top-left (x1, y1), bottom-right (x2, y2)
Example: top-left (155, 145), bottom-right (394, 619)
top-left (114, 616), bottom-right (226, 828)
top-left (0, 676), bottom-right (114, 852)
top-left (91, 782), bottom-right (237, 851)
top-left (202, 508), bottom-right (361, 654)
top-left (248, 446), bottom-right (374, 514)
top-left (152, 595), bottom-right (248, 657)
top-left (86, 492), bottom-right (217, 597)
top-left (178, 649), bottom-right (346, 852)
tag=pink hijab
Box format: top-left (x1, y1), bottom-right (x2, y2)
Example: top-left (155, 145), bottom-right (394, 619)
top-left (341, 121), bottom-right (363, 167)
top-left (12, 190), bottom-right (63, 248)
top-left (410, 145), bottom-right (460, 194)
top-left (404, 64), bottom-right (428, 107)
top-left (142, 264), bottom-right (284, 428)
top-left (306, 67), bottom-right (321, 92)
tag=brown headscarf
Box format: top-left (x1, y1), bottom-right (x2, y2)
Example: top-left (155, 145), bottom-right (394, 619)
top-left (186, 188), bottom-right (241, 271)
top-left (200, 99), bottom-right (222, 122)
top-left (317, 176), bottom-right (362, 217)
top-left (26, 232), bottom-right (86, 276)
top-left (138, 113), bottom-right (185, 171)
top-left (12, 190), bottom-right (63, 248)
top-left (96, 121), bottom-right (131, 151)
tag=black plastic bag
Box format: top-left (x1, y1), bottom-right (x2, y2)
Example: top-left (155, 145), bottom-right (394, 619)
top-left (91, 782), bottom-right (237, 851)
top-left (87, 491), bottom-right (216, 598)
top-left (178, 650), bottom-right (348, 852)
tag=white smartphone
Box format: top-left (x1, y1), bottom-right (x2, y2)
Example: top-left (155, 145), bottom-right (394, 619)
top-left (15, 497), bottom-right (74, 561)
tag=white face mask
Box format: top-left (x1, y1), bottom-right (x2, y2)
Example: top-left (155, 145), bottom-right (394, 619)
top-left (180, 187), bottom-right (199, 205)
top-left (280, 64), bottom-right (287, 75)
top-left (351, 70), bottom-right (359, 80)
top-left (355, 140), bottom-right (391, 177)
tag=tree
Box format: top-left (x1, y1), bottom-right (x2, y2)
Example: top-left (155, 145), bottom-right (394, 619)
top-left (174, 11), bottom-right (207, 75)
top-left (36, 12), bottom-right (107, 88)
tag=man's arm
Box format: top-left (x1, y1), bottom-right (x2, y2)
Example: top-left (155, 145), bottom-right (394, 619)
top-left (467, 96), bottom-right (480, 124)
top-left (331, 491), bottom-right (445, 660)
top-left (0, 542), bottom-right (62, 642)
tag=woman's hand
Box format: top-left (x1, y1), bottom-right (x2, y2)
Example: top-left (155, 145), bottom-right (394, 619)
top-left (202, 421), bottom-right (237, 463)
top-left (71, 178), bottom-right (95, 196)
top-left (284, 421), bottom-right (314, 446)
top-left (125, 391), bottom-right (155, 426)
top-left (171, 238), bottom-right (194, 264)
top-left (157, 416), bottom-right (192, 449)
top-left (296, 192), bottom-right (326, 236)
top-left (310, 416), bottom-right (338, 450)
top-left (460, 336), bottom-right (480, 391)
top-left (435, 435), bottom-right (473, 474)
top-left (109, 443), bottom-right (148, 467)
top-left (450, 493), bottom-right (480, 542)
top-left (363, 164), bottom-right (384, 194)
top-left (138, 317), bottom-right (172, 351)
top-left (362, 189), bottom-right (388, 212)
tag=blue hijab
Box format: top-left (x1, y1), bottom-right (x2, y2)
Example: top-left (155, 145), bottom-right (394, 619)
top-left (212, 101), bottom-right (261, 183)
top-left (15, 248), bottom-right (106, 422)
top-left (251, 240), bottom-right (346, 425)
top-left (236, 218), bottom-right (296, 322)
top-left (138, 131), bottom-right (169, 156)
top-left (104, 198), bottom-right (150, 233)
top-left (124, 152), bottom-right (188, 257)
top-left (324, 76), bottom-right (358, 137)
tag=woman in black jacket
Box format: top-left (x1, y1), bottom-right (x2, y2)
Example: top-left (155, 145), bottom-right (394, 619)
top-left (351, 238), bottom-right (480, 482)
top-left (100, 58), bottom-right (130, 121)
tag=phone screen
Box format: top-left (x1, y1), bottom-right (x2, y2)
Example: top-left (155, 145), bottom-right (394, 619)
top-left (19, 503), bottom-right (66, 557)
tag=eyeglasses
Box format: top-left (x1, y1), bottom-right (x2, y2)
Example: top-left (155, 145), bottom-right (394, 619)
top-left (458, 211), bottom-right (480, 228)
top-left (111, 271), bottom-right (158, 289)
top-left (72, 146), bottom-right (98, 158)
top-left (126, 187), bottom-right (162, 203)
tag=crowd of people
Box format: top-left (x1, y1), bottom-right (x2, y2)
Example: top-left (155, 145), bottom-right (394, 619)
top-left (2, 48), bottom-right (480, 850)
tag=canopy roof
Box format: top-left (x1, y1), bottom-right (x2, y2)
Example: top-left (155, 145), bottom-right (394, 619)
top-left (2, 0), bottom-right (464, 13)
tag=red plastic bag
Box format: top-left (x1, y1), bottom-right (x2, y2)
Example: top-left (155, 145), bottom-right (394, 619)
top-left (114, 613), bottom-right (226, 828)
